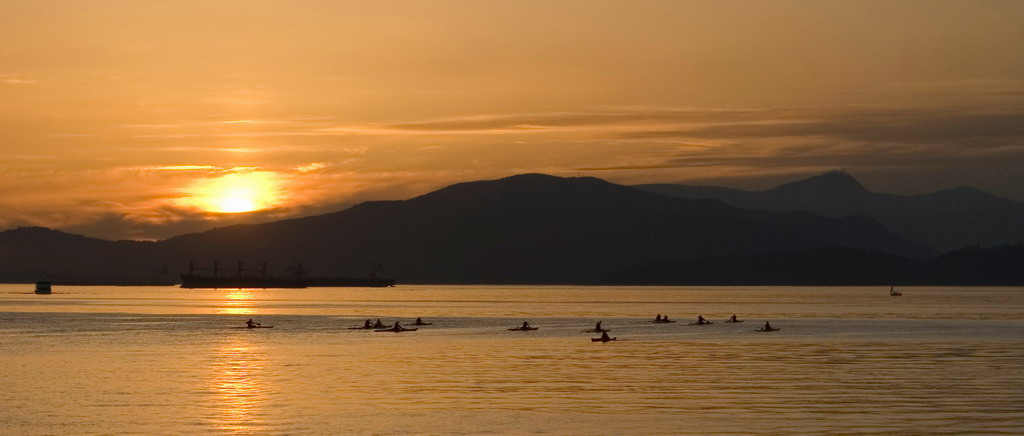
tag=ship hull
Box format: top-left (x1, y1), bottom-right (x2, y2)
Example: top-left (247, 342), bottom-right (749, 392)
top-left (179, 274), bottom-right (395, 289)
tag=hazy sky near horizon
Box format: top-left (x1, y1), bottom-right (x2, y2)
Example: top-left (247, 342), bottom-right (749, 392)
top-left (2, 0), bottom-right (1024, 240)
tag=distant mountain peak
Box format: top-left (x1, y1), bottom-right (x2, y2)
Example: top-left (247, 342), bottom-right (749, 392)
top-left (492, 173), bottom-right (609, 187)
top-left (414, 173), bottom-right (613, 203)
top-left (499, 173), bottom-right (563, 183)
top-left (773, 170), bottom-right (868, 195)
top-left (1, 226), bottom-right (75, 238)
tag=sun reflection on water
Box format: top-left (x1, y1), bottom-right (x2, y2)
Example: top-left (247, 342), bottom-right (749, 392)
top-left (208, 334), bottom-right (269, 433)
top-left (217, 289), bottom-right (258, 315)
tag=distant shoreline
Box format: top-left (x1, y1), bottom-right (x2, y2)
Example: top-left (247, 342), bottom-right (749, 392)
top-left (4, 280), bottom-right (1024, 287)
top-left (1, 279), bottom-right (179, 287)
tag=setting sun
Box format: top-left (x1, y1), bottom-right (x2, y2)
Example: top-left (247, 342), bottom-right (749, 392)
top-left (187, 171), bottom-right (282, 214)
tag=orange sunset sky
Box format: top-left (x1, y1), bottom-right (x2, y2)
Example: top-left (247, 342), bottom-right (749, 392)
top-left (2, 0), bottom-right (1023, 239)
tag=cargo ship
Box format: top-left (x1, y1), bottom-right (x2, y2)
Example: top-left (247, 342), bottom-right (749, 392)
top-left (179, 260), bottom-right (395, 288)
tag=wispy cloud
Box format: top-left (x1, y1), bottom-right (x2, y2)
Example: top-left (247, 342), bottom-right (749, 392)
top-left (1, 76), bottom-right (37, 85)
top-left (295, 162), bottom-right (328, 173)
top-left (120, 104), bottom-right (1024, 146)
top-left (130, 165), bottom-right (220, 172)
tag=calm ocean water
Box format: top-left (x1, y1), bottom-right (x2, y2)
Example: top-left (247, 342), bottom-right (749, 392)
top-left (1, 285), bottom-right (1022, 435)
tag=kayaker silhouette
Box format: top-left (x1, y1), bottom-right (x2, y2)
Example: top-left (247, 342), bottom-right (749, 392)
top-left (730, 314), bottom-right (737, 322)
top-left (363, 319), bottom-right (372, 328)
top-left (522, 321), bottom-right (531, 329)
top-left (600, 331), bottom-right (611, 341)
top-left (697, 315), bottom-right (706, 325)
top-left (655, 314), bottom-right (662, 322)
top-left (246, 319), bottom-right (260, 328)
top-left (373, 319), bottom-right (385, 328)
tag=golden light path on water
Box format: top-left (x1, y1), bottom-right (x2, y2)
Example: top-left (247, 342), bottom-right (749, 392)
top-left (207, 334), bottom-right (268, 433)
top-left (217, 288), bottom-right (259, 316)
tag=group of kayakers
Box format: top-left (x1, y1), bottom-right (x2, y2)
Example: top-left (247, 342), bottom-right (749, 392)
top-left (242, 314), bottom-right (778, 333)
top-left (355, 317), bottom-right (432, 329)
top-left (652, 313), bottom-right (777, 331)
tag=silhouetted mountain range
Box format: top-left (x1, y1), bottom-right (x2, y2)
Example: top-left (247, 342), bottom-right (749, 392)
top-left (636, 171), bottom-right (1024, 252)
top-left (1, 174), bottom-right (940, 285)
top-left (155, 174), bottom-right (934, 283)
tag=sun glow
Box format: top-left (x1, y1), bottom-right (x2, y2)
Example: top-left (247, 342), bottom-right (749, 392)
top-left (188, 171), bottom-right (282, 214)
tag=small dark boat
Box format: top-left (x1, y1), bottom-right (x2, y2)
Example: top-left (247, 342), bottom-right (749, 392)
top-left (507, 326), bottom-right (539, 331)
top-left (651, 320), bottom-right (676, 324)
top-left (591, 336), bottom-right (617, 342)
top-left (687, 321), bottom-right (714, 326)
top-left (411, 322), bottom-right (433, 326)
top-left (582, 328), bottom-right (611, 333)
top-left (348, 325), bottom-right (376, 330)
top-left (233, 325), bottom-right (274, 329)
top-left (35, 281), bottom-right (52, 295)
top-left (724, 319), bottom-right (744, 323)
top-left (754, 327), bottom-right (780, 332)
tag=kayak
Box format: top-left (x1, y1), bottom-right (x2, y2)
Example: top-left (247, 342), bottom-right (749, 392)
top-left (582, 328), bottom-right (611, 333)
top-left (724, 320), bottom-right (744, 323)
top-left (650, 320), bottom-right (676, 324)
top-left (507, 327), bottom-right (539, 331)
top-left (375, 327), bottom-right (418, 332)
top-left (348, 326), bottom-right (375, 330)
top-left (233, 325), bottom-right (274, 329)
top-left (411, 322), bottom-right (433, 326)
top-left (754, 327), bottom-right (780, 332)
top-left (591, 337), bottom-right (617, 342)
top-left (687, 321), bottom-right (713, 326)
